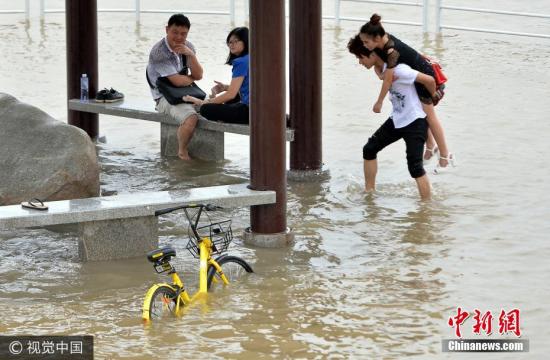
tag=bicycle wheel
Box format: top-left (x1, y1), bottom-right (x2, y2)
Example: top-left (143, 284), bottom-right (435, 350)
top-left (207, 255), bottom-right (253, 290)
top-left (147, 285), bottom-right (178, 320)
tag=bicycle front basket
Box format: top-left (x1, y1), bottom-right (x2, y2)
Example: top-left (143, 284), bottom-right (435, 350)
top-left (186, 218), bottom-right (233, 258)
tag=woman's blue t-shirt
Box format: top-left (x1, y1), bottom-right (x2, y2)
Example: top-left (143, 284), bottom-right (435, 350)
top-left (232, 54), bottom-right (250, 105)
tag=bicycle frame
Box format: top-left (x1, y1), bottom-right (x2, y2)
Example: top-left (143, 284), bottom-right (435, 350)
top-left (182, 206), bottom-right (231, 293)
top-left (142, 237), bottom-right (231, 322)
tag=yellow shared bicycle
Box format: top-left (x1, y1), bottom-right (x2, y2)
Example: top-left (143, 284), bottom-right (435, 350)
top-left (142, 203), bottom-right (253, 322)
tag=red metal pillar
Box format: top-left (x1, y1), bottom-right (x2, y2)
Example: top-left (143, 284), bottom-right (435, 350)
top-left (66, 0), bottom-right (98, 139)
top-left (248, 0), bottom-right (289, 244)
top-left (289, 0), bottom-right (323, 172)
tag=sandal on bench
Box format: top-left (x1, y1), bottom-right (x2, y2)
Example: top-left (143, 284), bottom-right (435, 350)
top-left (21, 198), bottom-right (49, 211)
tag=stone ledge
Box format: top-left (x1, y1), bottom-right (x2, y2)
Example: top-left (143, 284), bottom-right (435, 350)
top-left (68, 99), bottom-right (295, 141)
top-left (0, 183), bottom-right (275, 229)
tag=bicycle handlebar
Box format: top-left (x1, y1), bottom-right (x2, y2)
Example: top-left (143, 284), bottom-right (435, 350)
top-left (154, 203), bottom-right (223, 217)
top-left (205, 204), bottom-right (223, 211)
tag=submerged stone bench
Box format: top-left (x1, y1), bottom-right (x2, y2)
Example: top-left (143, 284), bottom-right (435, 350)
top-left (68, 99), bottom-right (295, 161)
top-left (0, 183), bottom-right (275, 261)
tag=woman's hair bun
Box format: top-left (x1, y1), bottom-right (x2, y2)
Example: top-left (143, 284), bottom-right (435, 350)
top-left (370, 13), bottom-right (382, 25)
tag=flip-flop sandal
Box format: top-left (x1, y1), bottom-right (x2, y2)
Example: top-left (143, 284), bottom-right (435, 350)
top-left (21, 198), bottom-right (49, 210)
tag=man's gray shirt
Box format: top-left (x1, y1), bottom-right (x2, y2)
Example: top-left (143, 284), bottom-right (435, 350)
top-left (146, 38), bottom-right (196, 100)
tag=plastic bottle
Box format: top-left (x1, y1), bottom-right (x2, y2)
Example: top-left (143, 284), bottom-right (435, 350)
top-left (80, 74), bottom-right (89, 101)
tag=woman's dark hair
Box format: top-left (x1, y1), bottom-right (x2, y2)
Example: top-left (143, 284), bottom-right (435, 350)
top-left (347, 34), bottom-right (372, 57)
top-left (168, 13), bottom-right (191, 29)
top-left (360, 13), bottom-right (385, 38)
top-left (225, 27), bottom-right (249, 65)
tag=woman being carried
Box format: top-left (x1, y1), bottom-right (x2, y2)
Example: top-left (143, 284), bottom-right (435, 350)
top-left (360, 14), bottom-right (454, 173)
top-left (184, 27), bottom-right (250, 124)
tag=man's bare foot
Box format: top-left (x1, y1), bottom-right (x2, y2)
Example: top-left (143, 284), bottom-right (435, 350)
top-left (178, 150), bottom-right (191, 161)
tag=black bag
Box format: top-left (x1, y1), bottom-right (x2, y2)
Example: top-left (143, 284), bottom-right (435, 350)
top-left (155, 77), bottom-right (206, 105)
top-left (146, 54), bottom-right (206, 105)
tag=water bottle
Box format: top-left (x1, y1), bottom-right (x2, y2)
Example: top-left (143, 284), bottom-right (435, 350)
top-left (80, 74), bottom-right (89, 101)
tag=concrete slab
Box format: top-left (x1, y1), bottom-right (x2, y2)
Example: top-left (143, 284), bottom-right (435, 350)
top-left (243, 227), bottom-right (295, 248)
top-left (1, 184), bottom-right (275, 261)
top-left (161, 123), bottom-right (225, 161)
top-left (68, 99), bottom-right (295, 141)
top-left (78, 216), bottom-right (158, 261)
top-left (0, 183), bottom-right (275, 229)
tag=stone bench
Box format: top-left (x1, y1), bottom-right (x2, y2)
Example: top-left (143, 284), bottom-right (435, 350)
top-left (68, 99), bottom-right (295, 161)
top-left (0, 183), bottom-right (275, 261)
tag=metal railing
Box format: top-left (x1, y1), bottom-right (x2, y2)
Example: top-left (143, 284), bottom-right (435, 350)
top-left (37, 0), bottom-right (236, 23)
top-left (4, 0), bottom-right (549, 40)
top-left (0, 0), bottom-right (29, 20)
top-left (436, 0), bottom-right (550, 39)
top-left (333, 0), bottom-right (428, 32)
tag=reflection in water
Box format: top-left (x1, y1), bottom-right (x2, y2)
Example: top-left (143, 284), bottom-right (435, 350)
top-left (38, 19), bottom-right (47, 50)
top-left (23, 19), bottom-right (31, 44)
top-left (421, 32), bottom-right (447, 62)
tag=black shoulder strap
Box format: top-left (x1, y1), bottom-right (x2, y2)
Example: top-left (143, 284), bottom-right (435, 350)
top-left (146, 54), bottom-right (189, 89)
top-left (179, 54), bottom-right (189, 76)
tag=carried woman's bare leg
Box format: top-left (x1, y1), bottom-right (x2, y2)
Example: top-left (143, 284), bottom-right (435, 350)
top-left (422, 103), bottom-right (452, 167)
top-left (424, 129), bottom-right (438, 161)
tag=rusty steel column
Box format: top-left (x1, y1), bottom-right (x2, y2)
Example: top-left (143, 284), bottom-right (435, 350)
top-left (245, 0), bottom-right (292, 247)
top-left (66, 0), bottom-right (98, 139)
top-left (289, 0), bottom-right (323, 178)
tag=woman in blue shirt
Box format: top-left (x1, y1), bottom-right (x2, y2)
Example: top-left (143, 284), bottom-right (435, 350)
top-left (184, 27), bottom-right (250, 124)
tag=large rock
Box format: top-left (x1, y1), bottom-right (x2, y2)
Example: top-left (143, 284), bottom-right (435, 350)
top-left (0, 93), bottom-right (100, 205)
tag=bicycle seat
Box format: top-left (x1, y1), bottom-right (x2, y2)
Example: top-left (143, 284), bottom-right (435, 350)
top-left (147, 246), bottom-right (176, 263)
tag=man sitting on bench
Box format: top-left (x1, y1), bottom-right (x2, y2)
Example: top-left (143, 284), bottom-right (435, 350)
top-left (146, 13), bottom-right (204, 160)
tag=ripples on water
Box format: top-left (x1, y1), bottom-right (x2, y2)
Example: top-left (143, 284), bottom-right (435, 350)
top-left (2, 0), bottom-right (550, 358)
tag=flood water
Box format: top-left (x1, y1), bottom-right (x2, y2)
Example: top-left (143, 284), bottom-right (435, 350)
top-left (1, 0), bottom-right (550, 358)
